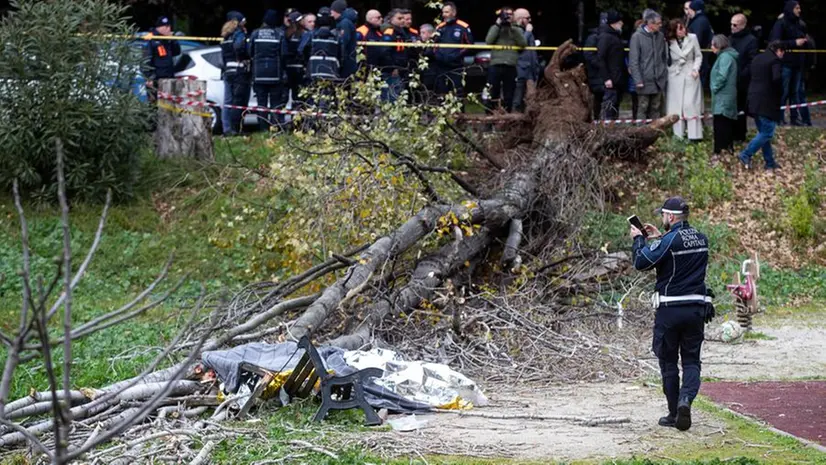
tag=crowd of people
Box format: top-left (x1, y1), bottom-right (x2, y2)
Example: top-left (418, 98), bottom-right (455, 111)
top-left (144, 0), bottom-right (541, 135)
top-left (215, 1), bottom-right (495, 135)
top-left (585, 0), bottom-right (816, 170)
top-left (143, 0), bottom-right (817, 169)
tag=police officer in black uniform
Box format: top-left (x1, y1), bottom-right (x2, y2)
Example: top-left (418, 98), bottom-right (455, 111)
top-left (284, 11), bottom-right (308, 108)
top-left (631, 196), bottom-right (713, 432)
top-left (144, 16), bottom-right (181, 100)
top-left (249, 10), bottom-right (288, 129)
top-left (300, 7), bottom-right (342, 83)
top-left (220, 11), bottom-right (251, 136)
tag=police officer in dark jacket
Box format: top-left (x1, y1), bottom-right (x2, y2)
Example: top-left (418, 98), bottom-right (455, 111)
top-left (433, 2), bottom-right (473, 99)
top-left (729, 14), bottom-right (758, 142)
top-left (632, 196), bottom-right (710, 432)
top-left (284, 11), bottom-right (308, 106)
top-left (597, 11), bottom-right (625, 120)
top-left (144, 16), bottom-right (181, 91)
top-left (300, 8), bottom-right (342, 83)
top-left (249, 10), bottom-right (288, 129)
top-left (220, 11), bottom-right (251, 136)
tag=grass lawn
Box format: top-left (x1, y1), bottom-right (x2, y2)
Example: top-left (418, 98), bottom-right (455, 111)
top-left (2, 128), bottom-right (825, 464)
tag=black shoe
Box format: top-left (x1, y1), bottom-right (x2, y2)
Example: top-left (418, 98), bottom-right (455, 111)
top-left (658, 414), bottom-right (677, 428)
top-left (675, 399), bottom-right (692, 431)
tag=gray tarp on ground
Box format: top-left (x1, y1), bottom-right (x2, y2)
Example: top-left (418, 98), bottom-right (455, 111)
top-left (201, 342), bottom-right (432, 413)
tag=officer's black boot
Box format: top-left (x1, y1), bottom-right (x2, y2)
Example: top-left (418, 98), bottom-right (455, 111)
top-left (675, 397), bottom-right (692, 431)
top-left (658, 413), bottom-right (677, 428)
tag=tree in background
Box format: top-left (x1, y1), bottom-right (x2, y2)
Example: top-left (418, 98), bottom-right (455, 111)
top-left (0, 0), bottom-right (150, 201)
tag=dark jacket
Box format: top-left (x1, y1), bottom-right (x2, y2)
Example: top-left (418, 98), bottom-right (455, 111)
top-left (145, 28), bottom-right (181, 79)
top-left (517, 28), bottom-right (539, 81)
top-left (583, 27), bottom-right (602, 92)
top-left (249, 26), bottom-right (288, 84)
top-left (769, 2), bottom-right (807, 68)
top-left (686, 11), bottom-right (713, 49)
top-left (632, 221), bottom-right (709, 306)
top-left (729, 29), bottom-right (758, 85)
top-left (336, 11), bottom-right (358, 77)
top-left (687, 11), bottom-right (713, 79)
top-left (596, 24), bottom-right (625, 90)
top-left (221, 27), bottom-right (250, 76)
top-left (356, 24), bottom-right (384, 67)
top-left (380, 25), bottom-right (411, 75)
top-left (747, 50), bottom-right (783, 121)
top-left (434, 18), bottom-right (473, 67)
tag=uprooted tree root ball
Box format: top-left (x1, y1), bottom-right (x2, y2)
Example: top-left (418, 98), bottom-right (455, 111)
top-left (0, 40), bottom-right (676, 463)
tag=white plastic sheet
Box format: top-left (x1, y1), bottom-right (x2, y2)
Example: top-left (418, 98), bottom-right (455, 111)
top-left (344, 348), bottom-right (488, 409)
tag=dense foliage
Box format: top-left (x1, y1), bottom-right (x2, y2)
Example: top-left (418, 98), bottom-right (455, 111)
top-left (0, 0), bottom-right (149, 201)
top-left (209, 65), bottom-right (473, 282)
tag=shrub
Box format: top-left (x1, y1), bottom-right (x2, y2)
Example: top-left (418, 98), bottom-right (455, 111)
top-left (785, 189), bottom-right (816, 241)
top-left (0, 0), bottom-right (149, 201)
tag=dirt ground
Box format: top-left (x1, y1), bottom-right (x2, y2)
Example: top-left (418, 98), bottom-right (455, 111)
top-left (371, 317), bottom-right (826, 462)
top-left (702, 325), bottom-right (826, 380)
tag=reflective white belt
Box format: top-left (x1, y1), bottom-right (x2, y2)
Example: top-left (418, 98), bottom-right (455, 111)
top-left (286, 64), bottom-right (304, 68)
top-left (651, 293), bottom-right (711, 308)
top-left (310, 56), bottom-right (339, 63)
top-left (225, 61), bottom-right (244, 67)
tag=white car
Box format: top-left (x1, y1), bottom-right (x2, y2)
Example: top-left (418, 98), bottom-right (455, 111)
top-left (173, 46), bottom-right (262, 133)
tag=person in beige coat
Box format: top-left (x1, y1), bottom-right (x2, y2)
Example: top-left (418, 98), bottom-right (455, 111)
top-left (666, 19), bottom-right (704, 140)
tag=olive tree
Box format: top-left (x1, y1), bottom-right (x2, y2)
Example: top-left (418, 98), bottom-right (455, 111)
top-left (0, 0), bottom-right (150, 201)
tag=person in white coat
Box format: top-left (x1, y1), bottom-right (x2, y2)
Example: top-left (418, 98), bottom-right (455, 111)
top-left (666, 19), bottom-right (704, 140)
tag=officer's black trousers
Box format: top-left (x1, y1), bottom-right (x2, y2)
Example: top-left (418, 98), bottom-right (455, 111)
top-left (652, 304), bottom-right (705, 415)
top-left (254, 84), bottom-right (287, 128)
top-left (434, 64), bottom-right (465, 99)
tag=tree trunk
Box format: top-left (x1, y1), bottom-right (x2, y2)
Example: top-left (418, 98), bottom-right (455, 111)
top-left (154, 79), bottom-right (214, 160)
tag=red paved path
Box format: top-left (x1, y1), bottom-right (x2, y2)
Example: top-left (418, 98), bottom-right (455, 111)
top-left (702, 381), bottom-right (826, 446)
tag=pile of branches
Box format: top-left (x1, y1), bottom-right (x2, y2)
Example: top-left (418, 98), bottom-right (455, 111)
top-left (0, 41), bottom-right (675, 463)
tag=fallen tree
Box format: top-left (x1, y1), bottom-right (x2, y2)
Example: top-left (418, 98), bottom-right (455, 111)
top-left (0, 40), bottom-right (675, 462)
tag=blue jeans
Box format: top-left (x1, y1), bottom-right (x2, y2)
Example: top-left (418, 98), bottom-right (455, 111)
top-left (222, 72), bottom-right (251, 135)
top-left (222, 79), bottom-right (232, 134)
top-left (740, 116), bottom-right (778, 169)
top-left (780, 66), bottom-right (802, 125)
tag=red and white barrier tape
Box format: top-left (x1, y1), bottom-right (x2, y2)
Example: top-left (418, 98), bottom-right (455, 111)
top-left (156, 92), bottom-right (343, 119)
top-left (596, 99), bottom-right (826, 125)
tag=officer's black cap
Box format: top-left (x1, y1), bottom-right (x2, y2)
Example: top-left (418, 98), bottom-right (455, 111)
top-left (655, 196), bottom-right (689, 215)
top-left (288, 11), bottom-right (303, 23)
top-left (226, 11), bottom-right (246, 22)
top-left (156, 16), bottom-right (171, 27)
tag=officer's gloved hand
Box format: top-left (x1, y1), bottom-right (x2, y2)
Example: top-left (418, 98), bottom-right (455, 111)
top-left (704, 287), bottom-right (716, 324)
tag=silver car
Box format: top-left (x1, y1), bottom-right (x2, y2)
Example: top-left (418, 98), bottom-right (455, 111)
top-left (173, 46), bottom-right (260, 133)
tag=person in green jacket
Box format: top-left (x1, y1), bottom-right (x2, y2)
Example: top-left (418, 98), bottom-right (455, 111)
top-left (710, 34), bottom-right (740, 154)
top-left (485, 7), bottom-right (527, 112)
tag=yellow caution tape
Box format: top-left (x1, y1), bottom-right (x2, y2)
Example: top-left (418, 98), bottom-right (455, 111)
top-left (80, 33), bottom-right (826, 53)
top-left (157, 100), bottom-right (213, 118)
